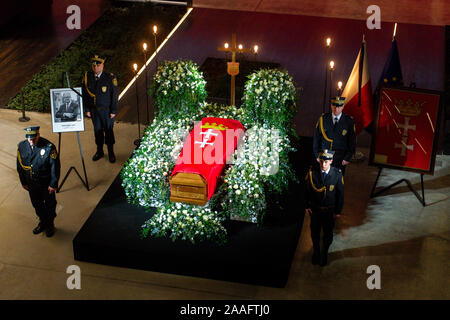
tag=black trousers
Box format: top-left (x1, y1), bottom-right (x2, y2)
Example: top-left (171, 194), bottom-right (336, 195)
top-left (28, 184), bottom-right (57, 226)
top-left (91, 107), bottom-right (115, 147)
top-left (332, 150), bottom-right (347, 175)
top-left (310, 208), bottom-right (335, 252)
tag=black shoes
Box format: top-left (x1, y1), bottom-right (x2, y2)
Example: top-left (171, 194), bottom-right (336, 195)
top-left (320, 250), bottom-right (329, 267)
top-left (45, 224), bottom-right (55, 237)
top-left (33, 222), bottom-right (55, 237)
top-left (32, 223), bottom-right (45, 235)
top-left (92, 150), bottom-right (104, 161)
top-left (107, 146), bottom-right (116, 163)
top-left (93, 146), bottom-right (115, 163)
top-left (312, 253), bottom-right (320, 265)
top-left (312, 246), bottom-right (328, 266)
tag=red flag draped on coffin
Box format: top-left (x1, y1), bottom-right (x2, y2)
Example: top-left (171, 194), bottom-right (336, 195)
top-left (170, 117), bottom-right (246, 205)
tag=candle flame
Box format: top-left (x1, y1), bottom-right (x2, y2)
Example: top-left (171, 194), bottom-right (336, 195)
top-left (329, 60), bottom-right (335, 69)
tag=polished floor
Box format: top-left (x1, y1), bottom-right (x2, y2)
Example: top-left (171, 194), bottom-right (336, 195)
top-left (0, 108), bottom-right (448, 299)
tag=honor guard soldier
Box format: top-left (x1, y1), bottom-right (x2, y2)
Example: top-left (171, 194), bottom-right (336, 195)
top-left (82, 55), bottom-right (119, 163)
top-left (304, 150), bottom-right (344, 266)
top-left (313, 96), bottom-right (356, 175)
top-left (16, 126), bottom-right (61, 237)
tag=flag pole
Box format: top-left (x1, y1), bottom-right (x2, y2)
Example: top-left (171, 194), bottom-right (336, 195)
top-left (393, 22), bottom-right (397, 40)
top-left (358, 35), bottom-right (365, 107)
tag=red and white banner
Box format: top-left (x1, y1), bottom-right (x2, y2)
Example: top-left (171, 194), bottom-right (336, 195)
top-left (372, 88), bottom-right (441, 172)
top-left (342, 39), bottom-right (374, 135)
top-left (171, 117), bottom-right (246, 200)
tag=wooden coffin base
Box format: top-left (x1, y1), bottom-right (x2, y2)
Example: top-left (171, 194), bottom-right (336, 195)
top-left (169, 172), bottom-right (208, 206)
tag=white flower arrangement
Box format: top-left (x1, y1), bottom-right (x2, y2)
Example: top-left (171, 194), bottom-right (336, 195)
top-left (241, 69), bottom-right (297, 132)
top-left (122, 61), bottom-right (298, 245)
top-left (221, 125), bottom-right (292, 223)
top-left (151, 59), bottom-right (207, 120)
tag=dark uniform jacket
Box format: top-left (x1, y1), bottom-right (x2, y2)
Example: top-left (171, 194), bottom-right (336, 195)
top-left (313, 112), bottom-right (356, 161)
top-left (17, 138), bottom-right (61, 189)
top-left (304, 166), bottom-right (344, 214)
top-left (82, 71), bottom-right (118, 114)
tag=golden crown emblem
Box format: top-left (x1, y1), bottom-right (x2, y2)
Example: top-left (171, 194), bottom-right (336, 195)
top-left (394, 98), bottom-right (426, 117)
top-left (201, 122), bottom-right (228, 131)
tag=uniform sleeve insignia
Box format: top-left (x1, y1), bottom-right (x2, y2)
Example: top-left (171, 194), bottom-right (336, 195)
top-left (329, 185), bottom-right (334, 191)
top-left (113, 77), bottom-right (118, 86)
top-left (342, 129), bottom-right (347, 136)
top-left (50, 149), bottom-right (58, 159)
top-left (40, 149), bottom-right (45, 156)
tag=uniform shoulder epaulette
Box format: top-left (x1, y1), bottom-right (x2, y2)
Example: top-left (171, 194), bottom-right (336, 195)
top-left (305, 166), bottom-right (312, 179)
top-left (111, 73), bottom-right (118, 86)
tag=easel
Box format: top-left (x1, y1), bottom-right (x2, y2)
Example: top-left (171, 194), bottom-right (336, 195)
top-left (370, 167), bottom-right (425, 206)
top-left (57, 72), bottom-right (90, 192)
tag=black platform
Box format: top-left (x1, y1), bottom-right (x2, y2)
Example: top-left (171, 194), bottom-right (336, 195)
top-left (73, 138), bottom-right (312, 287)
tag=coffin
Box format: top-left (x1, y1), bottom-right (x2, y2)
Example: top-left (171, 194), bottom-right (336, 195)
top-left (169, 172), bottom-right (207, 206)
top-left (170, 117), bottom-right (246, 206)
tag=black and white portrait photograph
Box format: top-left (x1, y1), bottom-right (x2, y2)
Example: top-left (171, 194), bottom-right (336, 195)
top-left (50, 87), bottom-right (84, 132)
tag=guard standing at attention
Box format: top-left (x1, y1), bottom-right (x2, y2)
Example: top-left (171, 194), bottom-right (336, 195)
top-left (17, 126), bottom-right (60, 237)
top-left (313, 96), bottom-right (356, 175)
top-left (304, 149), bottom-right (344, 266)
top-left (82, 55), bottom-right (119, 163)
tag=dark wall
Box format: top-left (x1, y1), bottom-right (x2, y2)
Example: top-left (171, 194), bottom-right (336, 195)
top-left (0, 1), bottom-right (53, 28)
top-left (446, 26), bottom-right (450, 119)
top-left (0, 2), bottom-right (30, 28)
top-left (444, 26), bottom-right (450, 154)
top-left (120, 8), bottom-right (446, 147)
